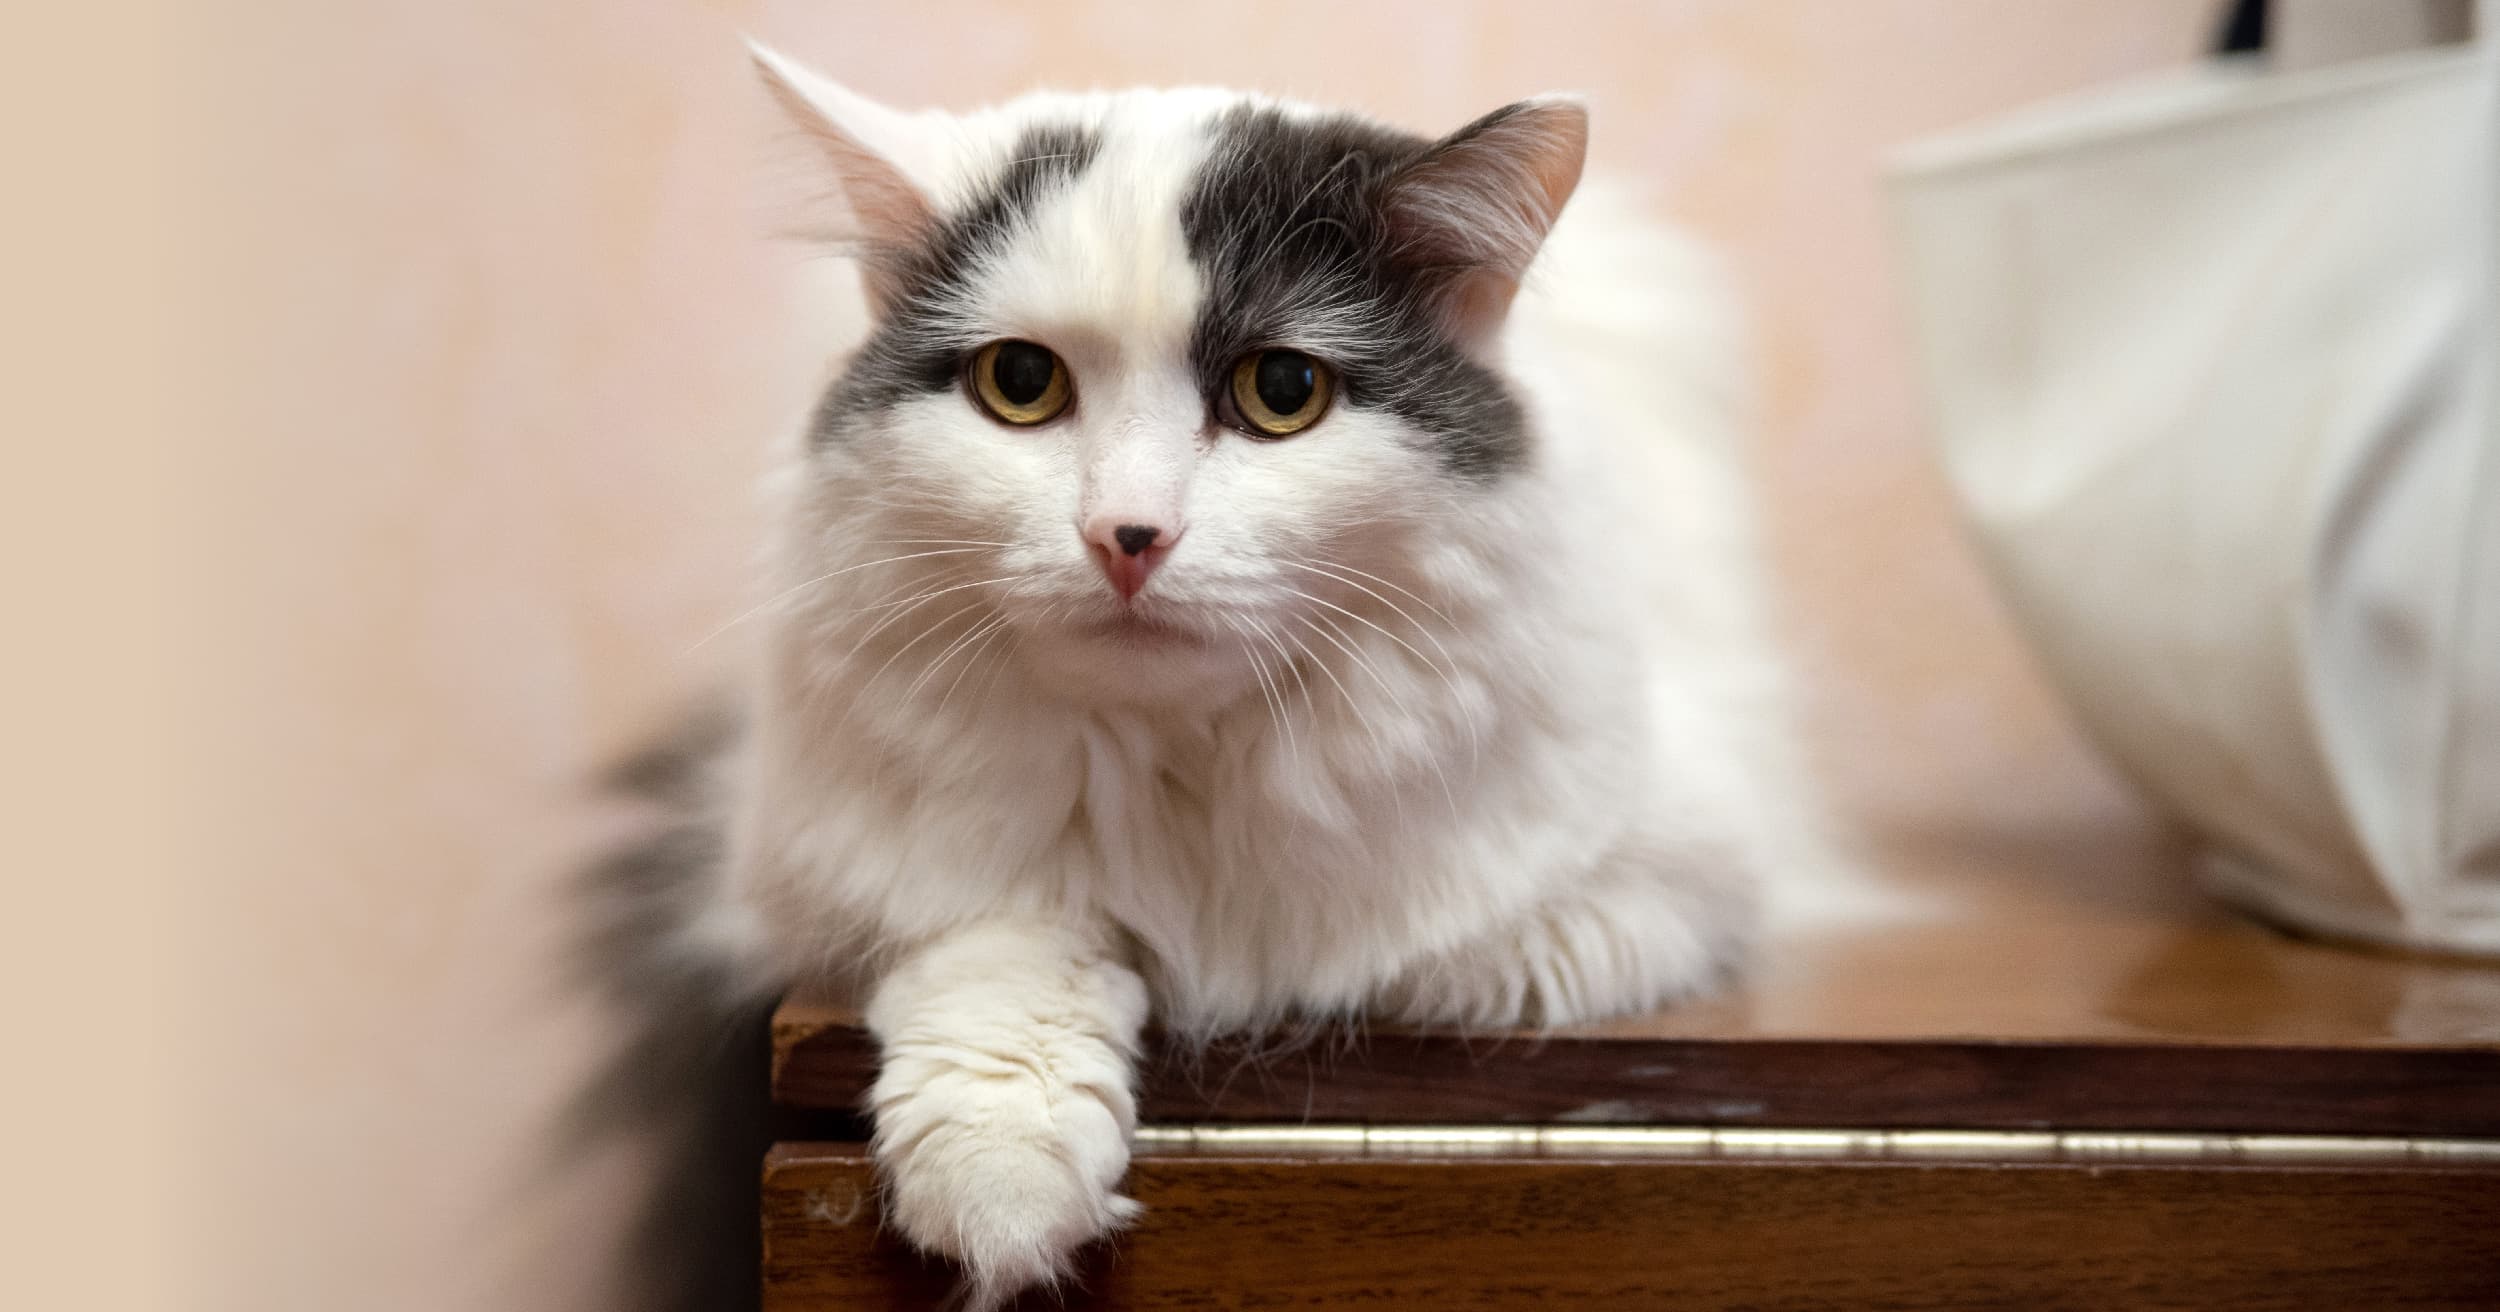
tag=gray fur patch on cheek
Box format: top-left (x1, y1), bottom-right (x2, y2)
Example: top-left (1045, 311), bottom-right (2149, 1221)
top-left (812, 122), bottom-right (1104, 445)
top-left (1180, 106), bottom-right (1528, 480)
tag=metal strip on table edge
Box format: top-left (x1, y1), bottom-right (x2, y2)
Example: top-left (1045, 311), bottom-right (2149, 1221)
top-left (1132, 1124), bottom-right (2500, 1166)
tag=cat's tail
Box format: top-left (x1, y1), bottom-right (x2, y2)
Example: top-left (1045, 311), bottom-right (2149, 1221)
top-left (567, 705), bottom-right (788, 1312)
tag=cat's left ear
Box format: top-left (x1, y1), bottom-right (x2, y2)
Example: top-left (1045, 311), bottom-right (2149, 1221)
top-left (1382, 97), bottom-right (1589, 345)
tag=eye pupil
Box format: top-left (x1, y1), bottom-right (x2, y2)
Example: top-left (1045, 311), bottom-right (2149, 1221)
top-left (991, 342), bottom-right (1055, 406)
top-left (1226, 347), bottom-right (1333, 437)
top-left (1254, 351), bottom-right (1316, 417)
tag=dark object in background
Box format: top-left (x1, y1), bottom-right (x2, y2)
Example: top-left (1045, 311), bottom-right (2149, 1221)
top-left (2215, 0), bottom-right (2269, 55)
top-left (2215, 0), bottom-right (2476, 64)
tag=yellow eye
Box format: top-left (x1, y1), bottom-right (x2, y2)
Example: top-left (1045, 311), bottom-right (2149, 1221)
top-left (968, 340), bottom-right (1072, 426)
top-left (1229, 349), bottom-right (1335, 437)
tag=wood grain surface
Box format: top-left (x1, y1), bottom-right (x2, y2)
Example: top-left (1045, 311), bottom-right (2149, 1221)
top-left (761, 1141), bottom-right (2500, 1310)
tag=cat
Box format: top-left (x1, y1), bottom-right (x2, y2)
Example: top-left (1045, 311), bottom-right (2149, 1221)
top-left (580, 39), bottom-right (1837, 1312)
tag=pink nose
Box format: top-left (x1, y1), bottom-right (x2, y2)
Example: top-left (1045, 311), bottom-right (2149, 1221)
top-left (1084, 517), bottom-right (1179, 600)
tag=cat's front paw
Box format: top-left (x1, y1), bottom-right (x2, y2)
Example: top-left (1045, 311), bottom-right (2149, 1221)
top-left (870, 1045), bottom-right (1140, 1306)
top-left (863, 924), bottom-right (1149, 1304)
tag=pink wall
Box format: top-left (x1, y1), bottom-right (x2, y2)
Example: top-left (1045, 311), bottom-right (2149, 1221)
top-left (178, 4), bottom-right (2211, 1308)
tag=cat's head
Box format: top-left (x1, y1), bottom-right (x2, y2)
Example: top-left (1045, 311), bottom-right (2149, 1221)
top-left (754, 44), bottom-right (1585, 706)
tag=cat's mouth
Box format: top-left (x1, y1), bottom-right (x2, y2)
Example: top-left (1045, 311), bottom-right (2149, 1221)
top-left (1079, 610), bottom-right (1205, 648)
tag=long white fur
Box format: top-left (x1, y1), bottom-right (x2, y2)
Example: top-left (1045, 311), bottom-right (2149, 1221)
top-left (721, 50), bottom-right (1838, 1305)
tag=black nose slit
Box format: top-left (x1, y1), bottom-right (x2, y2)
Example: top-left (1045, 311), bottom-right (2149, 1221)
top-left (1112, 525), bottom-right (1160, 556)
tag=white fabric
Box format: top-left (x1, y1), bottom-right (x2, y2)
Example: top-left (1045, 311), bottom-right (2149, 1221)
top-left (1887, 41), bottom-right (2499, 955)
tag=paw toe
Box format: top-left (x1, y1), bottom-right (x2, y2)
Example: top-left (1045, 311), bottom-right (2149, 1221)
top-left (885, 1129), bottom-right (1136, 1305)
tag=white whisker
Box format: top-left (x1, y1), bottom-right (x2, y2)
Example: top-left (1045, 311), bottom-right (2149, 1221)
top-left (833, 596), bottom-right (998, 747)
top-left (1236, 613), bottom-right (1318, 846)
top-left (1278, 556), bottom-right (1460, 635)
top-left (1272, 615), bottom-right (1406, 836)
top-left (1271, 583), bottom-right (1450, 684)
top-left (683, 546), bottom-right (994, 654)
top-left (1275, 572), bottom-right (1482, 768)
top-left (841, 574), bottom-right (1026, 663)
top-left (934, 614), bottom-right (1015, 722)
top-left (1221, 612), bottom-right (1297, 779)
top-left (1299, 610), bottom-right (1458, 824)
top-left (901, 610), bottom-right (1012, 709)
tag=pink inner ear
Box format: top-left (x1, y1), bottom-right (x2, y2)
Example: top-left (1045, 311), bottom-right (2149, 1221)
top-left (814, 130), bottom-right (936, 258)
top-left (749, 50), bottom-right (937, 315)
top-left (1382, 100), bottom-right (1590, 343)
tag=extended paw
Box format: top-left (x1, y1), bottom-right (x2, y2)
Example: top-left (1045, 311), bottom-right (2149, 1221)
top-left (872, 1060), bottom-right (1139, 1306)
top-left (862, 925), bottom-right (1150, 1304)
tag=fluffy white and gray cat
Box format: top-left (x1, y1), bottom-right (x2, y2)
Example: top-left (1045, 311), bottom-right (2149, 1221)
top-left (582, 41), bottom-right (1835, 1311)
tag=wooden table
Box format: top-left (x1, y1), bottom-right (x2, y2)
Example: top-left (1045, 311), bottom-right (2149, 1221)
top-left (760, 821), bottom-right (2500, 1308)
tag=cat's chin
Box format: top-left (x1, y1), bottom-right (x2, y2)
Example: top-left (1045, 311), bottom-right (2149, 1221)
top-left (1016, 608), bottom-right (1258, 707)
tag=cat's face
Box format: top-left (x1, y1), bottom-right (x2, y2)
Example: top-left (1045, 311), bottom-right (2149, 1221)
top-left (757, 50), bottom-right (1584, 705)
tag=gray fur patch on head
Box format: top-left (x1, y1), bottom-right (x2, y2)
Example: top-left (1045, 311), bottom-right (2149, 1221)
top-left (814, 122), bottom-right (1104, 442)
top-left (1181, 105), bottom-right (1530, 480)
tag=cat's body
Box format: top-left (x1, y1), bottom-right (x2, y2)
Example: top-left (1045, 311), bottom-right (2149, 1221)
top-left (588, 46), bottom-right (1834, 1311)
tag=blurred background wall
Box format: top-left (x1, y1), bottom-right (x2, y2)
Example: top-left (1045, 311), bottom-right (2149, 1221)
top-left (174, 3), bottom-right (2218, 1309)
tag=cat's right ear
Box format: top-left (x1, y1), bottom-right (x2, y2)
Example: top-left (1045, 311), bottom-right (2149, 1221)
top-left (746, 40), bottom-right (938, 315)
